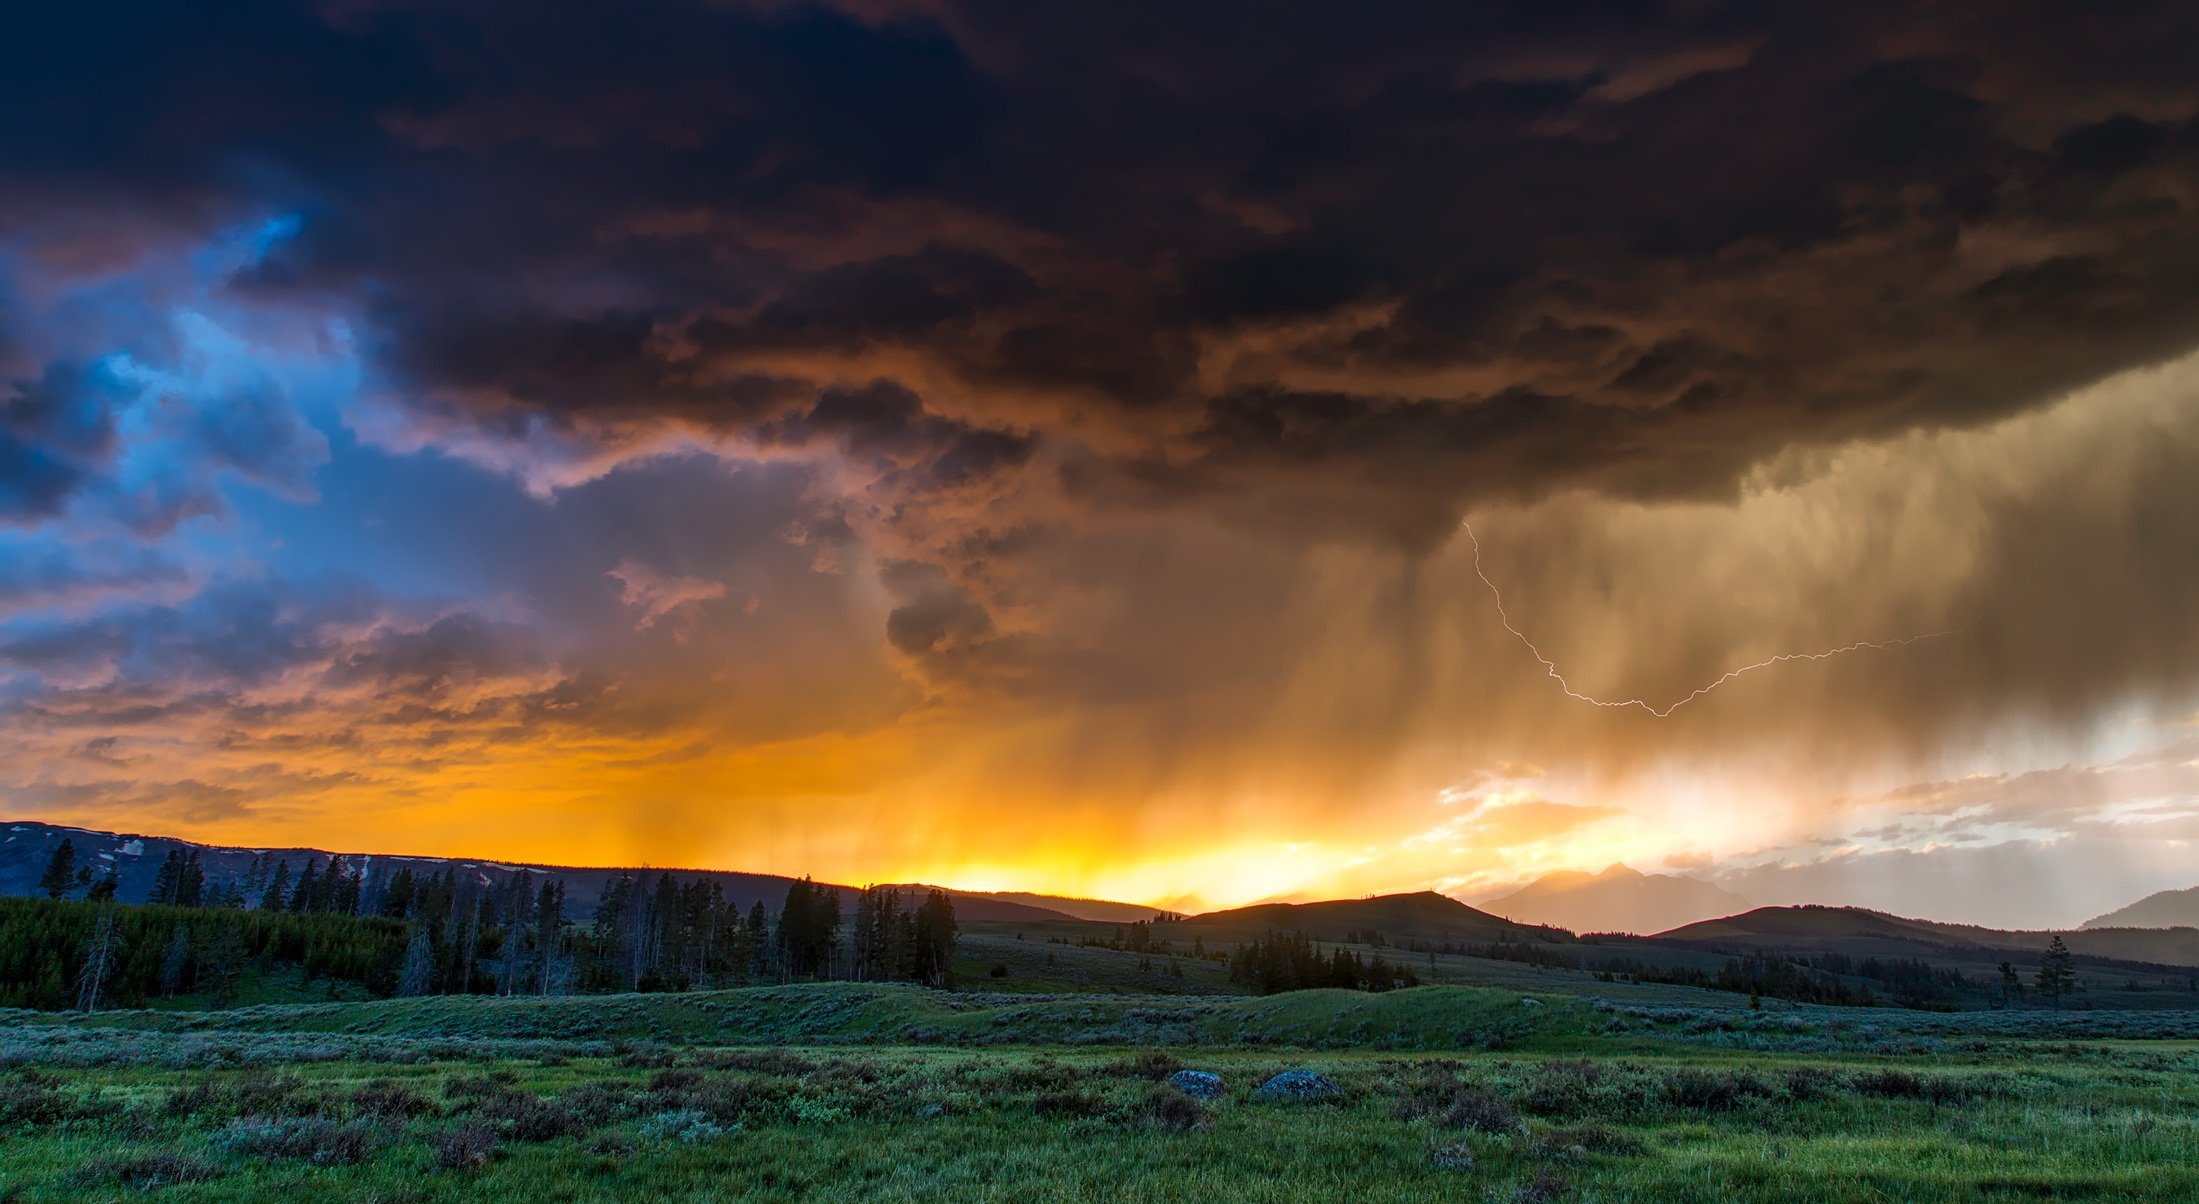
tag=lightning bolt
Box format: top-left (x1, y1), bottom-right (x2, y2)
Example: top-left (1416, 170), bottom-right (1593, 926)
top-left (1462, 520), bottom-right (1960, 718)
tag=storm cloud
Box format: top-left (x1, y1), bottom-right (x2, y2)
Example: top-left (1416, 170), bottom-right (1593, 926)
top-left (3, 0), bottom-right (2199, 914)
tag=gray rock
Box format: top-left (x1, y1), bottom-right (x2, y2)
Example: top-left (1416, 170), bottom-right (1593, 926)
top-left (1166, 1069), bottom-right (1223, 1100)
top-left (1252, 1069), bottom-right (1340, 1102)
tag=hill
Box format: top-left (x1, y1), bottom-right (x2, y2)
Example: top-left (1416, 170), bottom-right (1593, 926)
top-left (1179, 890), bottom-right (1566, 946)
top-left (1654, 904), bottom-right (2199, 968)
top-left (0, 820), bottom-right (1080, 924)
top-left (1479, 864), bottom-right (1748, 934)
top-left (2083, 885), bottom-right (2199, 930)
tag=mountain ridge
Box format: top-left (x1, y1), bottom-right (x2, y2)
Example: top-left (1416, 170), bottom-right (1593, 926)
top-left (0, 820), bottom-right (1095, 923)
top-left (2082, 885), bottom-right (2199, 931)
top-left (1478, 863), bottom-right (1750, 934)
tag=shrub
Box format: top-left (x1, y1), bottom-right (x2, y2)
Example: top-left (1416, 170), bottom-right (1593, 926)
top-left (1533, 1123), bottom-right (1647, 1158)
top-left (1431, 1141), bottom-right (1476, 1172)
top-left (441, 1071), bottom-right (517, 1102)
top-left (639, 1108), bottom-right (728, 1143)
top-left (1511, 1166), bottom-right (1571, 1203)
top-left (783, 1095), bottom-right (851, 1125)
top-left (1132, 1083), bottom-right (1209, 1133)
top-left (350, 1079), bottom-right (437, 1121)
top-left (164, 1070), bottom-right (319, 1120)
top-left (1393, 1067), bottom-right (1523, 1135)
top-left (559, 1081), bottom-right (635, 1125)
top-left (74, 1153), bottom-right (222, 1190)
top-left (0, 1074), bottom-right (71, 1127)
top-left (476, 1091), bottom-right (586, 1142)
top-left (704, 1050), bottom-right (816, 1076)
top-left (1661, 1068), bottom-right (1773, 1110)
top-left (1105, 1051), bottom-right (1185, 1081)
top-left (215, 1116), bottom-right (380, 1166)
top-left (1033, 1088), bottom-right (1105, 1119)
top-left (430, 1121), bottom-right (500, 1171)
top-left (647, 1068), bottom-right (704, 1093)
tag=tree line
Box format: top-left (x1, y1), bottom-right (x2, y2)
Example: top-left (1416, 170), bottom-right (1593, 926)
top-left (3, 861), bottom-right (961, 1011)
top-left (1226, 930), bottom-right (1422, 994)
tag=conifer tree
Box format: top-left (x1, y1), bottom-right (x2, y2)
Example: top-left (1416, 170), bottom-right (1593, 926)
top-left (36, 840), bottom-right (76, 899)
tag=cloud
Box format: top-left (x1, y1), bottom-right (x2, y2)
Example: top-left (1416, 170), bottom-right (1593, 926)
top-left (605, 561), bottom-right (729, 631)
top-left (1, 0), bottom-right (2198, 906)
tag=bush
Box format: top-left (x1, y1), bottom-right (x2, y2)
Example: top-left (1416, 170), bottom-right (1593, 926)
top-left (430, 1121), bottom-right (500, 1170)
top-left (1132, 1083), bottom-right (1209, 1133)
top-left (1431, 1141), bottom-right (1476, 1172)
top-left (639, 1108), bottom-right (728, 1143)
top-left (703, 1050), bottom-right (816, 1076)
top-left (74, 1153), bottom-right (222, 1190)
top-left (1033, 1089), bottom-right (1105, 1119)
top-left (215, 1116), bottom-right (381, 1166)
top-left (1661, 1068), bottom-right (1772, 1110)
top-left (0, 1073), bottom-right (71, 1127)
top-left (559, 1081), bottom-right (636, 1125)
top-left (783, 1095), bottom-right (851, 1125)
top-left (1533, 1122), bottom-right (1647, 1158)
top-left (350, 1079), bottom-right (437, 1121)
top-left (476, 1091), bottom-right (586, 1142)
top-left (1393, 1067), bottom-right (1522, 1135)
top-left (1105, 1052), bottom-right (1185, 1081)
top-left (164, 1070), bottom-right (320, 1120)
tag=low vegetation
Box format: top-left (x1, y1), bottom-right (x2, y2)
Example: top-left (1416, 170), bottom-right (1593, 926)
top-left (0, 997), bottom-right (2187, 1201)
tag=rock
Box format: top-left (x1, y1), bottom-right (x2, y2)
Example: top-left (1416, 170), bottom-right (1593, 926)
top-left (1252, 1069), bottom-right (1340, 1102)
top-left (1166, 1070), bottom-right (1223, 1101)
top-left (1521, 997), bottom-right (1543, 1007)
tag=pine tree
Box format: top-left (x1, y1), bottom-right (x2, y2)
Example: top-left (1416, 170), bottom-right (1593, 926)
top-left (176, 852), bottom-right (205, 909)
top-left (2035, 936), bottom-right (2080, 1008)
top-left (149, 850), bottom-right (183, 906)
top-left (289, 860), bottom-right (319, 913)
top-left (259, 861), bottom-right (291, 911)
top-left (37, 840), bottom-right (76, 899)
top-left (911, 889), bottom-right (958, 988)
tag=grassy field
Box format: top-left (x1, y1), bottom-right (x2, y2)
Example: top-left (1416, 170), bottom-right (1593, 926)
top-left (1, 984), bottom-right (2195, 1201)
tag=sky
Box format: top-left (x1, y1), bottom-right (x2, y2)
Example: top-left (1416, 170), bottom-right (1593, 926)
top-left (4, 1), bottom-right (2199, 927)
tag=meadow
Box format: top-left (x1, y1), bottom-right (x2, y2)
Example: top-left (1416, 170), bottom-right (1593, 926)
top-left (2, 984), bottom-right (2194, 1202)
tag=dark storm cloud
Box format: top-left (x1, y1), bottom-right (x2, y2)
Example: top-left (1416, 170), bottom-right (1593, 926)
top-left (10, 0), bottom-right (2190, 532)
top-left (0, 363), bottom-right (117, 523)
top-left (9, 0), bottom-right (2199, 809)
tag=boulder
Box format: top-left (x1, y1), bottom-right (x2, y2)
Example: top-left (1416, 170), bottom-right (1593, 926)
top-left (1252, 1069), bottom-right (1340, 1102)
top-left (1166, 1069), bottom-right (1223, 1101)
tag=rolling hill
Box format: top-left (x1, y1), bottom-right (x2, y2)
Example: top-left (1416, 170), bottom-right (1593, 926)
top-left (1655, 904), bottom-right (2199, 968)
top-left (1479, 863), bottom-right (1749, 934)
top-left (1178, 890), bottom-right (1567, 945)
top-left (2083, 886), bottom-right (2199, 930)
top-left (0, 820), bottom-right (1083, 923)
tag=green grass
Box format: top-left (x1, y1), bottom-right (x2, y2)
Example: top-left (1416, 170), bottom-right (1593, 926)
top-left (2, 985), bottom-right (2196, 1201)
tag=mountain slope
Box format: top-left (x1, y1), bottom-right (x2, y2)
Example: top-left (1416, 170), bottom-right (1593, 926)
top-left (1480, 864), bottom-right (1748, 934)
top-left (0, 820), bottom-right (1082, 923)
top-left (2083, 886), bottom-right (2199, 930)
top-left (1654, 904), bottom-right (2199, 967)
top-left (1180, 891), bottom-right (1566, 945)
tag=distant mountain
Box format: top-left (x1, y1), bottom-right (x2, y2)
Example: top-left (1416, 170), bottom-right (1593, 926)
top-left (2083, 886), bottom-right (2199, 930)
top-left (951, 891), bottom-right (1171, 923)
top-left (0, 820), bottom-right (1086, 923)
top-left (1181, 890), bottom-right (1565, 945)
top-left (1655, 904), bottom-right (2199, 968)
top-left (1479, 864), bottom-right (1748, 935)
